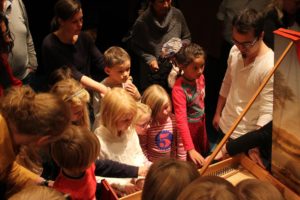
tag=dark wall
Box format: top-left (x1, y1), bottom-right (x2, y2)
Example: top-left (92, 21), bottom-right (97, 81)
top-left (178, 0), bottom-right (223, 58)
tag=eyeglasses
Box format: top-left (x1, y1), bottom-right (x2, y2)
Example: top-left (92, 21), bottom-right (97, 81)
top-left (232, 37), bottom-right (258, 49)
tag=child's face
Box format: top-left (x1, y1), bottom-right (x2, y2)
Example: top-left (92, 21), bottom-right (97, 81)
top-left (155, 101), bottom-right (171, 123)
top-left (116, 114), bottom-right (134, 133)
top-left (70, 104), bottom-right (83, 123)
top-left (135, 114), bottom-right (152, 135)
top-left (183, 56), bottom-right (205, 81)
top-left (105, 60), bottom-right (131, 84)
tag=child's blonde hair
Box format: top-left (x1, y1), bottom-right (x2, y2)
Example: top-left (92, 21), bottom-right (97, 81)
top-left (0, 86), bottom-right (71, 137)
top-left (177, 176), bottom-right (238, 200)
top-left (135, 102), bottom-right (152, 123)
top-left (141, 158), bottom-right (199, 200)
top-left (141, 84), bottom-right (171, 121)
top-left (104, 46), bottom-right (131, 68)
top-left (51, 125), bottom-right (100, 171)
top-left (100, 87), bottom-right (137, 136)
top-left (236, 179), bottom-right (284, 200)
top-left (51, 78), bottom-right (90, 129)
top-left (8, 185), bottom-right (67, 200)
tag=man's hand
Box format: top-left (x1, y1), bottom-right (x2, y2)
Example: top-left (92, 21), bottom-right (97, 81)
top-left (248, 147), bottom-right (265, 169)
top-left (212, 114), bottom-right (220, 131)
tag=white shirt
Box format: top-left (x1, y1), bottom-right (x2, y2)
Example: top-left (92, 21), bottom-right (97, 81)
top-left (219, 45), bottom-right (274, 139)
top-left (94, 125), bottom-right (151, 188)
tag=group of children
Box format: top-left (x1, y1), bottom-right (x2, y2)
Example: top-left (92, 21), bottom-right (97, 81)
top-left (1, 39), bottom-right (285, 199)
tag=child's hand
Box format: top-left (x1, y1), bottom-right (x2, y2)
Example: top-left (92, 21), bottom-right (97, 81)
top-left (135, 179), bottom-right (145, 190)
top-left (188, 149), bottom-right (205, 167)
top-left (123, 183), bottom-right (141, 195)
top-left (124, 82), bottom-right (141, 100)
top-left (138, 165), bottom-right (149, 177)
top-left (149, 59), bottom-right (159, 72)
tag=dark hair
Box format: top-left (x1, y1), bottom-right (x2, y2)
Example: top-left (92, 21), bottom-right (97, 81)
top-left (175, 43), bottom-right (206, 67)
top-left (142, 158), bottom-right (200, 200)
top-left (51, 0), bottom-right (81, 31)
top-left (232, 8), bottom-right (265, 37)
top-left (0, 12), bottom-right (13, 53)
top-left (177, 176), bottom-right (238, 200)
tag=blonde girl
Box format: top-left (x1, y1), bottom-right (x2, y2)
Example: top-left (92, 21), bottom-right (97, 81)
top-left (141, 84), bottom-right (186, 162)
top-left (94, 88), bottom-right (150, 196)
top-left (51, 78), bottom-right (90, 129)
top-left (135, 102), bottom-right (152, 157)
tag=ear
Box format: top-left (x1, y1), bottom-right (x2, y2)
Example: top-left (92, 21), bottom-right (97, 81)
top-left (104, 67), bottom-right (111, 75)
top-left (35, 135), bottom-right (52, 146)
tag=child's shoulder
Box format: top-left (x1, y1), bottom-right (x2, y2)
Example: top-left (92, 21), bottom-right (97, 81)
top-left (169, 114), bottom-right (177, 124)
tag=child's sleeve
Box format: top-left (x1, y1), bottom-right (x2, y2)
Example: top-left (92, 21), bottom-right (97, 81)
top-left (172, 85), bottom-right (195, 151)
top-left (94, 159), bottom-right (138, 178)
top-left (175, 129), bottom-right (187, 160)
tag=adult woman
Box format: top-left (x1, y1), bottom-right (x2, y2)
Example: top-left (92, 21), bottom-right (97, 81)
top-left (0, 12), bottom-right (22, 96)
top-left (41, 0), bottom-right (107, 95)
top-left (0, 86), bottom-right (71, 198)
top-left (129, 0), bottom-right (191, 92)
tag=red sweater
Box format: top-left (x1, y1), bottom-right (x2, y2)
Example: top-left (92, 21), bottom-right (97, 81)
top-left (53, 163), bottom-right (96, 200)
top-left (172, 75), bottom-right (209, 153)
top-left (0, 55), bottom-right (22, 96)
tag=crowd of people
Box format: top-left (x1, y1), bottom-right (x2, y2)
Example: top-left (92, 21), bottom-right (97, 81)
top-left (1, 0), bottom-right (299, 199)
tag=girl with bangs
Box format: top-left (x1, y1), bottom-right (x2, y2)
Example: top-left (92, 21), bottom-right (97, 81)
top-left (141, 84), bottom-right (186, 162)
top-left (94, 87), bottom-right (151, 197)
top-left (51, 78), bottom-right (90, 129)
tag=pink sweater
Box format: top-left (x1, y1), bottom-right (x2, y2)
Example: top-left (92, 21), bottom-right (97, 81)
top-left (138, 114), bottom-right (186, 162)
top-left (172, 75), bottom-right (209, 154)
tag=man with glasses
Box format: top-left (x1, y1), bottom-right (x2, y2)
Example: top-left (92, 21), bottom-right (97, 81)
top-left (213, 8), bottom-right (274, 141)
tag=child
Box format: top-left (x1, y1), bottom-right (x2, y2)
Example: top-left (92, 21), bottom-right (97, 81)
top-left (51, 78), bottom-right (91, 129)
top-left (92, 46), bottom-right (140, 124)
top-left (141, 158), bottom-right (199, 200)
top-left (94, 88), bottom-right (150, 196)
top-left (172, 43), bottom-right (209, 166)
top-left (8, 185), bottom-right (68, 200)
top-left (236, 179), bottom-right (284, 200)
top-left (0, 86), bottom-right (70, 198)
top-left (135, 102), bottom-right (152, 157)
top-left (51, 125), bottom-right (100, 200)
top-left (177, 176), bottom-right (238, 200)
top-left (141, 84), bottom-right (186, 162)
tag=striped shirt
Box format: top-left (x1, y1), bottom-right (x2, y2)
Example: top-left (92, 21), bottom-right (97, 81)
top-left (139, 114), bottom-right (186, 162)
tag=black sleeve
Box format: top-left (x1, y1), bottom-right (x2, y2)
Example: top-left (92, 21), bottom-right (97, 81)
top-left (94, 159), bottom-right (139, 178)
top-left (226, 121), bottom-right (272, 156)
